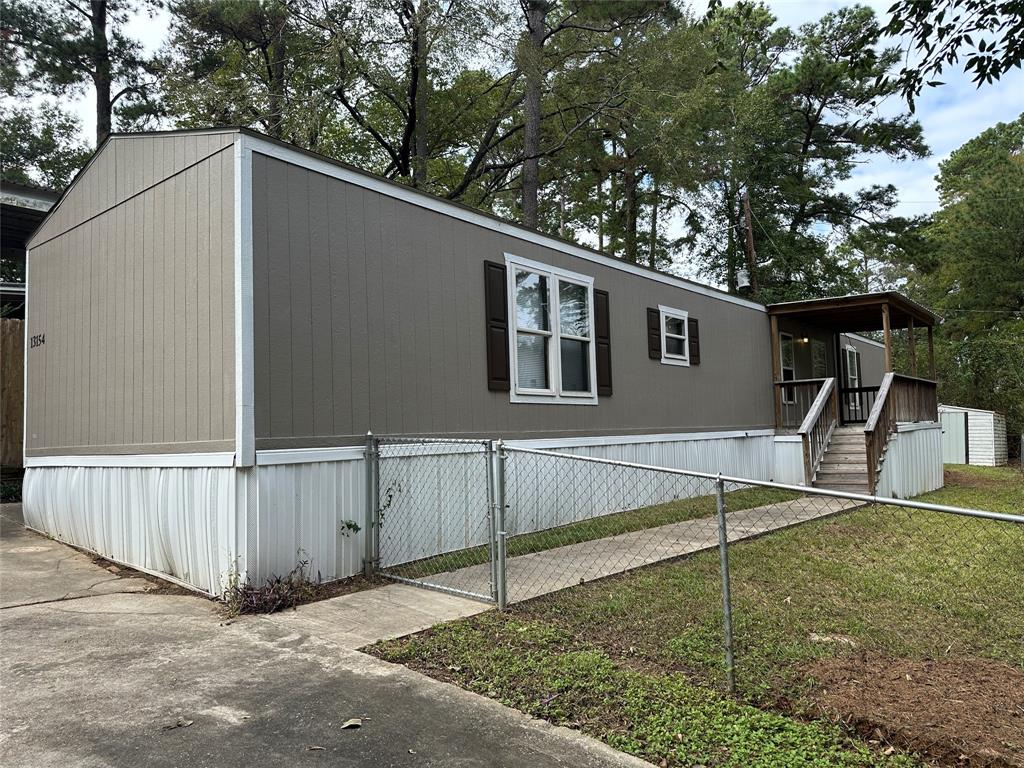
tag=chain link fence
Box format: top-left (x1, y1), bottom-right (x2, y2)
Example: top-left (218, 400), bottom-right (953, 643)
top-left (366, 435), bottom-right (1024, 694)
top-left (369, 436), bottom-right (498, 602)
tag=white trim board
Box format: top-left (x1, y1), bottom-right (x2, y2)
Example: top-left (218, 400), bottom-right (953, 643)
top-left (896, 421), bottom-right (942, 433)
top-left (844, 332), bottom-right (885, 349)
top-left (258, 430), bottom-right (779, 465)
top-left (245, 137), bottom-right (765, 313)
top-left (24, 452), bottom-right (237, 468)
top-left (508, 429), bottom-right (774, 450)
top-left (234, 134), bottom-right (255, 467)
top-left (256, 447), bottom-right (365, 465)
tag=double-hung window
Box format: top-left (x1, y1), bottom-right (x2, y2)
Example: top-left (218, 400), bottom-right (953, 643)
top-left (507, 254), bottom-right (597, 404)
top-left (659, 306), bottom-right (689, 366)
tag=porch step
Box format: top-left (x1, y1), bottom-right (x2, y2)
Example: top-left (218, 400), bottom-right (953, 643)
top-left (813, 481), bottom-right (869, 494)
top-left (813, 424), bottom-right (871, 492)
top-left (829, 433), bottom-right (865, 445)
top-left (817, 464), bottom-right (869, 475)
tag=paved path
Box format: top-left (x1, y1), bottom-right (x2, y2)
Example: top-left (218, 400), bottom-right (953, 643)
top-left (0, 503), bottom-right (651, 768)
top-left (421, 495), bottom-right (863, 603)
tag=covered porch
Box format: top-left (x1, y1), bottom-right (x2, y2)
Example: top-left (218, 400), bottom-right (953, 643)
top-left (766, 292), bottom-right (940, 493)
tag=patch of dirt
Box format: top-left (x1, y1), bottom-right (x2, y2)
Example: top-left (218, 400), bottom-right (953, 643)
top-left (88, 555), bottom-right (196, 596)
top-left (806, 652), bottom-right (1024, 767)
top-left (944, 468), bottom-right (1018, 491)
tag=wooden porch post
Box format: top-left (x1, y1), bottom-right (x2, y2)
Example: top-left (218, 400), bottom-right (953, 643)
top-left (770, 315), bottom-right (782, 429)
top-left (927, 325), bottom-right (935, 378)
top-left (907, 316), bottom-right (917, 376)
top-left (881, 303), bottom-right (893, 372)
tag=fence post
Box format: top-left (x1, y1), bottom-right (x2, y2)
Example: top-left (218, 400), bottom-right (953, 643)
top-left (485, 440), bottom-right (498, 603)
top-left (494, 440), bottom-right (508, 610)
top-left (715, 475), bottom-right (736, 694)
top-left (363, 431), bottom-right (379, 578)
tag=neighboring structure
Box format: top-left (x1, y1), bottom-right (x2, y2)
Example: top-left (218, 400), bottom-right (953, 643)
top-left (1, 181), bottom-right (59, 471)
top-left (938, 405), bottom-right (1008, 466)
top-left (21, 129), bottom-right (944, 593)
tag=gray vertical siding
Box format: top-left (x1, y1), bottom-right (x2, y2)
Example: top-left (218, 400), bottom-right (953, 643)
top-left (251, 153), bottom-right (776, 448)
top-left (25, 133), bottom-right (236, 456)
top-left (841, 334), bottom-right (885, 386)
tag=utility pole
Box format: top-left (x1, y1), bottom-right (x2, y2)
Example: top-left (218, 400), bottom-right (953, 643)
top-left (742, 190), bottom-right (759, 297)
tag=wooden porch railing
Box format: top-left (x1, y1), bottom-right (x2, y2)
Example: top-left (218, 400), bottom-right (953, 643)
top-left (774, 378), bottom-right (830, 430)
top-left (798, 377), bottom-right (838, 485)
top-left (839, 386), bottom-right (880, 424)
top-left (864, 373), bottom-right (939, 492)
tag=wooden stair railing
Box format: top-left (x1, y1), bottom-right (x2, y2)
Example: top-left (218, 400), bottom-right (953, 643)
top-left (864, 373), bottom-right (939, 492)
top-left (774, 378), bottom-right (830, 430)
top-left (798, 377), bottom-right (838, 485)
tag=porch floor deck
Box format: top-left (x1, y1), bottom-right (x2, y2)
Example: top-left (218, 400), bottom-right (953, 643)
top-left (422, 495), bottom-right (864, 604)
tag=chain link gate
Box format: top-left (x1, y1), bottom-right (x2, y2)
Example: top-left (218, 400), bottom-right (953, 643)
top-left (364, 434), bottom-right (507, 605)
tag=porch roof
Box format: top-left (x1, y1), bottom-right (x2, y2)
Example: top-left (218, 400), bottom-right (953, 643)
top-left (765, 292), bottom-right (938, 332)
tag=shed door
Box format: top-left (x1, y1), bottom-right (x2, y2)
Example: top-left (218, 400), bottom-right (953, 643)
top-left (940, 411), bottom-right (968, 464)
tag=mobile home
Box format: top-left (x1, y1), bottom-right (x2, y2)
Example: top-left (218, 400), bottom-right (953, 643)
top-left (22, 129), bottom-right (944, 593)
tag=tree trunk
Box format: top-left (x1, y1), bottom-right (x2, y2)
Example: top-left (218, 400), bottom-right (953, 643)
top-left (648, 180), bottom-right (658, 269)
top-left (267, 32), bottom-right (287, 139)
top-left (596, 177), bottom-right (604, 252)
top-left (521, 1), bottom-right (546, 228)
top-left (623, 153), bottom-right (638, 263)
top-left (725, 186), bottom-right (736, 292)
top-left (412, 0), bottom-right (430, 187)
top-left (90, 0), bottom-right (112, 145)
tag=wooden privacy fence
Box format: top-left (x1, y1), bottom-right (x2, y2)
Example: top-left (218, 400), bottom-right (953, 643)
top-left (1, 319), bottom-right (24, 468)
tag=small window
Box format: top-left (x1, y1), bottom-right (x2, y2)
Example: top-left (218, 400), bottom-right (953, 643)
top-left (659, 306), bottom-right (689, 367)
top-left (507, 254), bottom-right (597, 404)
top-left (780, 332), bottom-right (796, 404)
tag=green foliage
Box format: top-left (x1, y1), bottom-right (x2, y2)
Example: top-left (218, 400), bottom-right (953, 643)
top-left (0, 104), bottom-right (91, 190)
top-left (884, 0), bottom-right (1024, 107)
top-left (902, 116), bottom-right (1024, 440)
top-left (687, 3), bottom-right (927, 301)
top-left (2, 0), bottom-right (161, 142)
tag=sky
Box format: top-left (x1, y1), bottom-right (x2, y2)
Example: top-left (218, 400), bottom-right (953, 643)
top-left (55, 0), bottom-right (1024, 223)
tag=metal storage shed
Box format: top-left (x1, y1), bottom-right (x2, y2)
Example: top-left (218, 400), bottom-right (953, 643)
top-left (938, 405), bottom-right (1008, 466)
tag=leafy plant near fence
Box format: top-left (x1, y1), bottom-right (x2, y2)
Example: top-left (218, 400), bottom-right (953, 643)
top-left (222, 559), bottom-right (325, 618)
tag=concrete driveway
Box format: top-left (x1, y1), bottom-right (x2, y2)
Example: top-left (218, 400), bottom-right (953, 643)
top-left (0, 504), bottom-right (649, 768)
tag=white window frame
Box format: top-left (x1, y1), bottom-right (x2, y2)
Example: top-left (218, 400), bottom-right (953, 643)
top-left (505, 253), bottom-right (598, 405)
top-left (658, 305), bottom-right (690, 367)
top-left (844, 345), bottom-right (861, 416)
top-left (780, 332), bottom-right (796, 405)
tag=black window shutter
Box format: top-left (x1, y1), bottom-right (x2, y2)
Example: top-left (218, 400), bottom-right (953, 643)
top-left (594, 289), bottom-right (612, 396)
top-left (484, 261), bottom-right (511, 391)
top-left (688, 317), bottom-right (700, 365)
top-left (646, 307), bottom-right (661, 359)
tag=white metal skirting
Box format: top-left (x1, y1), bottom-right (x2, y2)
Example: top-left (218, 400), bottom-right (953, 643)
top-left (875, 423), bottom-right (944, 498)
top-left (771, 437), bottom-right (805, 485)
top-left (20, 432), bottom-right (785, 590)
top-left (23, 465), bottom-right (236, 594)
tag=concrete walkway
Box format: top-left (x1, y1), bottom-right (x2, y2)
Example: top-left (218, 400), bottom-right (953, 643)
top-left (421, 495), bottom-right (862, 603)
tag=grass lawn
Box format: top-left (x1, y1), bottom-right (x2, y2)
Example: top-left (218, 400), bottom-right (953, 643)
top-left (370, 466), bottom-right (1024, 767)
